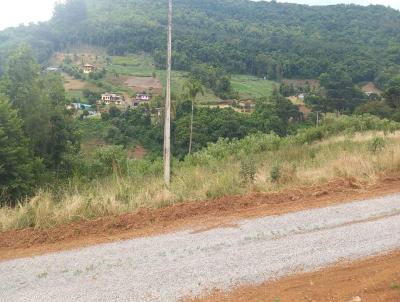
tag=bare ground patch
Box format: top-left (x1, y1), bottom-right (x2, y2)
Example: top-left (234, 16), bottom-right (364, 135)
top-left (63, 73), bottom-right (98, 91)
top-left (362, 82), bottom-right (382, 95)
top-left (124, 76), bottom-right (163, 94)
top-left (188, 250), bottom-right (400, 302)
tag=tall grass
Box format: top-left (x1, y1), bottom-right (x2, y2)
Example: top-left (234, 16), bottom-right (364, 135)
top-left (1, 115), bottom-right (400, 231)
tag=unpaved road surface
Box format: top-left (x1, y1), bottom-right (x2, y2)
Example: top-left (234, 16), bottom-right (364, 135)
top-left (1, 194), bottom-right (400, 302)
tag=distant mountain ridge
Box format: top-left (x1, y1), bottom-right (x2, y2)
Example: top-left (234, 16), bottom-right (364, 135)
top-left (0, 0), bottom-right (399, 82)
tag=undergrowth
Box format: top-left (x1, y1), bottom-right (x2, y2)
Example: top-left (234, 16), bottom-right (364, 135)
top-left (1, 115), bottom-right (400, 231)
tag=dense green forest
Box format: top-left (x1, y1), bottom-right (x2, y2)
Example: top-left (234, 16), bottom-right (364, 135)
top-left (0, 0), bottom-right (400, 83)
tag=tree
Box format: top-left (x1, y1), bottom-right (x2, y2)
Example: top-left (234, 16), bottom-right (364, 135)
top-left (0, 96), bottom-right (37, 203)
top-left (319, 66), bottom-right (365, 113)
top-left (2, 45), bottom-right (52, 158)
top-left (1, 45), bottom-right (80, 175)
top-left (355, 101), bottom-right (393, 119)
top-left (183, 78), bottom-right (204, 154)
top-left (383, 77), bottom-right (400, 109)
top-left (46, 108), bottom-right (80, 175)
top-left (41, 73), bottom-right (66, 106)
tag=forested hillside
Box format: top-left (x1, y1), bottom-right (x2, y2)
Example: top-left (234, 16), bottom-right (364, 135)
top-left (0, 0), bottom-right (400, 83)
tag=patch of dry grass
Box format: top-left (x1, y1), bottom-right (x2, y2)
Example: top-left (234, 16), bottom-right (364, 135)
top-left (1, 132), bottom-right (400, 232)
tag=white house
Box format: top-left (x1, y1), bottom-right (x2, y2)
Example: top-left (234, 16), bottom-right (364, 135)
top-left (132, 93), bottom-right (151, 107)
top-left (83, 64), bottom-right (96, 74)
top-left (100, 93), bottom-right (124, 105)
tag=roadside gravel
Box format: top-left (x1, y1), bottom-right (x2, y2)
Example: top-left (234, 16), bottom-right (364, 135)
top-left (1, 194), bottom-right (400, 302)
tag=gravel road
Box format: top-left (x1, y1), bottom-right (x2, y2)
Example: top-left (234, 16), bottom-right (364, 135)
top-left (1, 194), bottom-right (400, 302)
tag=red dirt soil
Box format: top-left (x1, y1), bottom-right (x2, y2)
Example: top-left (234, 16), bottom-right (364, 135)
top-left (188, 251), bottom-right (400, 302)
top-left (1, 176), bottom-right (400, 261)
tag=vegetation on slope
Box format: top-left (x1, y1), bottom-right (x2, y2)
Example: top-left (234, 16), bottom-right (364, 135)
top-left (1, 0), bottom-right (400, 232)
top-left (1, 115), bottom-right (399, 231)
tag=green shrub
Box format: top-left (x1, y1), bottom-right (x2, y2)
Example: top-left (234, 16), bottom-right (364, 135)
top-left (296, 127), bottom-right (324, 144)
top-left (368, 137), bottom-right (386, 154)
top-left (89, 145), bottom-right (127, 178)
top-left (270, 164), bottom-right (281, 183)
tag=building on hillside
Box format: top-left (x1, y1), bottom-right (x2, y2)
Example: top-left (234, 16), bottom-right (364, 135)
top-left (83, 64), bottom-right (96, 74)
top-left (66, 103), bottom-right (96, 115)
top-left (132, 93), bottom-right (152, 107)
top-left (298, 93), bottom-right (306, 101)
top-left (99, 93), bottom-right (124, 105)
top-left (238, 100), bottom-right (255, 113)
top-left (46, 66), bottom-right (61, 72)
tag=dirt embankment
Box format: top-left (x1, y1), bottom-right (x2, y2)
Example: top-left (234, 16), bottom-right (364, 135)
top-left (189, 251), bottom-right (400, 302)
top-left (1, 176), bottom-right (400, 261)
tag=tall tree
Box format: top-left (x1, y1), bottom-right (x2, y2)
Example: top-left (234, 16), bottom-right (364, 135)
top-left (383, 77), bottom-right (400, 109)
top-left (183, 78), bottom-right (204, 154)
top-left (1, 45), bottom-right (52, 158)
top-left (319, 66), bottom-right (365, 113)
top-left (0, 95), bottom-right (36, 204)
top-left (1, 45), bottom-right (80, 175)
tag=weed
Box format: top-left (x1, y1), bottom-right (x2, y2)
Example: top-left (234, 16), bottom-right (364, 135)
top-left (368, 137), bottom-right (385, 154)
top-left (390, 282), bottom-right (400, 289)
top-left (270, 164), bottom-right (281, 183)
top-left (37, 272), bottom-right (48, 279)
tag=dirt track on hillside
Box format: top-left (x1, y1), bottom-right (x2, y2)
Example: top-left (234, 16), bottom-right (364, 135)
top-left (190, 251), bottom-right (400, 302)
top-left (1, 175), bottom-right (400, 261)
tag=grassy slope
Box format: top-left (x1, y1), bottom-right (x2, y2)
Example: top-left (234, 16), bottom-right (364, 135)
top-left (57, 48), bottom-right (278, 103)
top-left (231, 75), bottom-right (277, 100)
top-left (108, 53), bottom-right (221, 102)
top-left (109, 54), bottom-right (155, 77)
top-left (1, 117), bottom-right (400, 231)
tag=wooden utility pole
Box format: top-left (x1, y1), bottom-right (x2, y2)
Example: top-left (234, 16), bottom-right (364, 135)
top-left (164, 0), bottom-right (173, 186)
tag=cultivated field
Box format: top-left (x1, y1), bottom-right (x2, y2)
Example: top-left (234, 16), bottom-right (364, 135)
top-left (231, 75), bottom-right (277, 100)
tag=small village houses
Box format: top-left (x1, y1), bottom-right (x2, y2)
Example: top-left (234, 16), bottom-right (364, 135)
top-left (100, 93), bottom-right (124, 105)
top-left (132, 93), bottom-right (151, 107)
top-left (83, 64), bottom-right (96, 74)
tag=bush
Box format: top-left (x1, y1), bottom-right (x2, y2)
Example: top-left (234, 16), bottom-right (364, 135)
top-left (368, 137), bottom-right (386, 154)
top-left (88, 145), bottom-right (128, 178)
top-left (295, 127), bottom-right (324, 144)
top-left (270, 164), bottom-right (281, 183)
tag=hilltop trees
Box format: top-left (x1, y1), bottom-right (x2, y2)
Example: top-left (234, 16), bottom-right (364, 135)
top-left (1, 0), bottom-right (400, 87)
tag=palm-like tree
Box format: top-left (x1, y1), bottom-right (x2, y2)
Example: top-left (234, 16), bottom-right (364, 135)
top-left (183, 79), bottom-right (204, 154)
